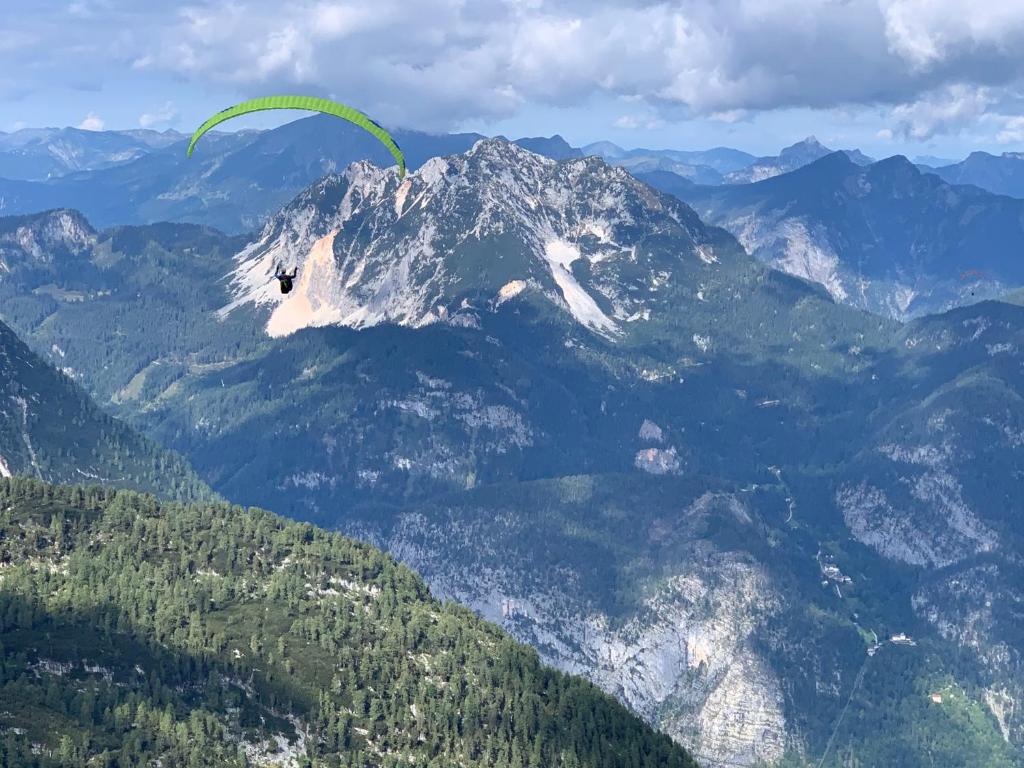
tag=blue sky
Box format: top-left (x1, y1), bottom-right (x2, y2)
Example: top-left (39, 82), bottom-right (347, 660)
top-left (4, 0), bottom-right (1024, 160)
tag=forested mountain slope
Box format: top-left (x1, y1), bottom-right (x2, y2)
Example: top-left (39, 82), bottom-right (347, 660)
top-left (0, 319), bottom-right (209, 502)
top-left (0, 478), bottom-right (695, 768)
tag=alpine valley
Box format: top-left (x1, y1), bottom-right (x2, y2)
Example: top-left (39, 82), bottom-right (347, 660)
top-left (1, 137), bottom-right (1023, 768)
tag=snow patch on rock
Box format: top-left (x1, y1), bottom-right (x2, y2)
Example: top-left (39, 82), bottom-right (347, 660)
top-left (542, 239), bottom-right (618, 336)
top-left (496, 279), bottom-right (528, 305)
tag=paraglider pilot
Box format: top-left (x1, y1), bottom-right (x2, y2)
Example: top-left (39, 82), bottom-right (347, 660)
top-left (274, 264), bottom-right (298, 294)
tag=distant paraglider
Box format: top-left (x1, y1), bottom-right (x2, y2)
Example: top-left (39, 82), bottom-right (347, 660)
top-left (959, 269), bottom-right (989, 297)
top-left (186, 95), bottom-right (407, 179)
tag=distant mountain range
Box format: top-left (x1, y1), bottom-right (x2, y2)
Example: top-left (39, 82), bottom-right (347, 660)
top-left (580, 142), bottom-right (756, 184)
top-left (0, 126), bottom-right (185, 179)
top-left (13, 120), bottom-right (1024, 242)
top-left (914, 155), bottom-right (958, 168)
top-left (722, 136), bottom-right (874, 183)
top-left (644, 151), bottom-right (1024, 319)
top-left (2, 141), bottom-right (1023, 767)
top-left (583, 137), bottom-right (874, 186)
top-left (0, 118), bottom-right (584, 233)
top-left (926, 151), bottom-right (1024, 198)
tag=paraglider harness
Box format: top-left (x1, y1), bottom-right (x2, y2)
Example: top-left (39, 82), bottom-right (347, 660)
top-left (274, 265), bottom-right (298, 294)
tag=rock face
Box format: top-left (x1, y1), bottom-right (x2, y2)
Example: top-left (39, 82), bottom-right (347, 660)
top-left (351, 491), bottom-right (789, 768)
top-left (913, 564), bottom-right (1024, 746)
top-left (221, 138), bottom-right (728, 344)
top-left (0, 208), bottom-right (96, 270)
top-left (833, 302), bottom-right (1024, 750)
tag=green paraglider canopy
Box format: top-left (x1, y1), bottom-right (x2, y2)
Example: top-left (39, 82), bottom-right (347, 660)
top-left (186, 95), bottom-right (406, 179)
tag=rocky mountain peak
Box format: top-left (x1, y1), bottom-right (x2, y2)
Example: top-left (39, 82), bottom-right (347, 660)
top-left (221, 138), bottom-right (722, 341)
top-left (778, 136), bottom-right (830, 163)
top-left (0, 208), bottom-right (96, 267)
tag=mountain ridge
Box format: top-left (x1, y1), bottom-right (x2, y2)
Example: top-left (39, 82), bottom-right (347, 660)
top-left (648, 150), bottom-right (1024, 318)
top-left (928, 150), bottom-right (1024, 198)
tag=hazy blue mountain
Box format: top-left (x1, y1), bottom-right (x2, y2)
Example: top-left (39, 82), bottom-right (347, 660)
top-left (611, 155), bottom-right (724, 184)
top-left (655, 151), bottom-right (1024, 318)
top-left (585, 137), bottom-right (871, 187)
top-left (1, 141), bottom-right (1022, 767)
top-left (0, 127), bottom-right (184, 180)
top-left (581, 140), bottom-right (631, 159)
top-left (510, 134), bottom-right (584, 160)
top-left (670, 146), bottom-right (760, 173)
top-left (634, 169), bottom-right (697, 199)
top-left (724, 137), bottom-right (874, 183)
top-left (0, 117), bottom-right (586, 234)
top-left (914, 154), bottom-right (958, 167)
top-left (582, 141), bottom-right (757, 174)
top-left (928, 151), bottom-right (1024, 198)
top-left (581, 142), bottom-right (747, 184)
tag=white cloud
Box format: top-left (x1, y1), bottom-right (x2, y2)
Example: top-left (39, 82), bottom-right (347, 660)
top-left (996, 116), bottom-right (1024, 145)
top-left (876, 128), bottom-right (894, 140)
top-left (890, 84), bottom-right (993, 140)
top-left (6, 1), bottom-right (1024, 135)
top-left (614, 113), bottom-right (664, 130)
top-left (138, 101), bottom-right (179, 128)
top-left (144, 1), bottom-right (1024, 130)
top-left (0, 30), bottom-right (36, 53)
top-left (77, 112), bottom-right (105, 131)
top-left (881, 0), bottom-right (1024, 70)
top-left (710, 109), bottom-right (748, 124)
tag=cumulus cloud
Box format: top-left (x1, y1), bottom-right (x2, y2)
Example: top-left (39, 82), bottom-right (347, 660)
top-left (889, 84), bottom-right (993, 140)
top-left (77, 112), bottom-right (105, 131)
top-left (138, 101), bottom-right (179, 128)
top-left (6, 0), bottom-right (1024, 136)
top-left (614, 113), bottom-right (665, 130)
top-left (881, 0), bottom-right (1024, 71)
top-left (710, 110), bottom-right (749, 124)
top-left (996, 116), bottom-right (1024, 145)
